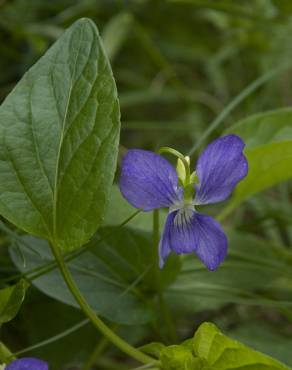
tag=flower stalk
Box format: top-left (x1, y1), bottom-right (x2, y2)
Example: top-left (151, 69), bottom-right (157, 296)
top-left (50, 241), bottom-right (157, 366)
top-left (153, 209), bottom-right (177, 343)
top-left (158, 146), bottom-right (191, 186)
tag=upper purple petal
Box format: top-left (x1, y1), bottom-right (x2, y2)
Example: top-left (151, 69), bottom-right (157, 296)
top-left (195, 134), bottom-right (248, 205)
top-left (159, 209), bottom-right (227, 270)
top-left (120, 149), bottom-right (182, 211)
top-left (6, 358), bottom-right (48, 370)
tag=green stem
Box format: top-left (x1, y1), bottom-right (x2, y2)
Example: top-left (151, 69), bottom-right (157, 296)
top-left (50, 241), bottom-right (157, 366)
top-left (134, 20), bottom-right (187, 98)
top-left (82, 333), bottom-right (111, 370)
top-left (8, 319), bottom-right (89, 359)
top-left (158, 146), bottom-right (190, 185)
top-left (153, 210), bottom-right (177, 343)
top-left (153, 209), bottom-right (160, 268)
top-left (0, 210), bottom-right (142, 286)
top-left (216, 202), bottom-right (237, 222)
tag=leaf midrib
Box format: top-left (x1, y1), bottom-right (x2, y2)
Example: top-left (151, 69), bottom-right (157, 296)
top-left (52, 21), bottom-right (86, 242)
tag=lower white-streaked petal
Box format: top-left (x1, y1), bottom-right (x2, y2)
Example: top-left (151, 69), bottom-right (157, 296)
top-left (159, 208), bottom-right (227, 270)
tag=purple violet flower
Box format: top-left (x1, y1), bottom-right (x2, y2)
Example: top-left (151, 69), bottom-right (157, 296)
top-left (6, 358), bottom-right (48, 370)
top-left (120, 134), bottom-right (248, 270)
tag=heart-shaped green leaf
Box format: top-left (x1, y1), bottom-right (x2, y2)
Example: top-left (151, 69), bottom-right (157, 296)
top-left (0, 18), bottom-right (120, 251)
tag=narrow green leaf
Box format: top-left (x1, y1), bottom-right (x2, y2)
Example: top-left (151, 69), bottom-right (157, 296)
top-left (102, 12), bottom-right (133, 61)
top-left (0, 18), bottom-right (120, 251)
top-left (0, 279), bottom-right (27, 325)
top-left (166, 230), bottom-right (292, 313)
top-left (226, 108), bottom-right (292, 208)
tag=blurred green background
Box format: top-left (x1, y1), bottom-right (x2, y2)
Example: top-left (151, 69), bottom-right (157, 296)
top-left (2, 1), bottom-right (292, 369)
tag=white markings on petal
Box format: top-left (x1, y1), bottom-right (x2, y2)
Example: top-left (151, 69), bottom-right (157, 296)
top-left (174, 204), bottom-right (194, 228)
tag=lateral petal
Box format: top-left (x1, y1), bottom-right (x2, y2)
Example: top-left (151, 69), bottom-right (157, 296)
top-left (195, 135), bottom-right (248, 205)
top-left (120, 149), bottom-right (182, 211)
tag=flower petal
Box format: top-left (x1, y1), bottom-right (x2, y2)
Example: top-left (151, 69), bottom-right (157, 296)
top-left (6, 358), bottom-right (48, 370)
top-left (159, 210), bottom-right (227, 270)
top-left (195, 134), bottom-right (248, 205)
top-left (120, 149), bottom-right (182, 211)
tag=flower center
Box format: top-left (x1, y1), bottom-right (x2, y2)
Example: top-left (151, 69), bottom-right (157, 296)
top-left (174, 204), bottom-right (194, 227)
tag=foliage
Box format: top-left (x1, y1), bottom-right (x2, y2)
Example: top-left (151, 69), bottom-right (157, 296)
top-left (0, 18), bottom-right (120, 252)
top-left (0, 280), bottom-right (27, 326)
top-left (1, 1), bottom-right (292, 369)
top-left (159, 322), bottom-right (290, 369)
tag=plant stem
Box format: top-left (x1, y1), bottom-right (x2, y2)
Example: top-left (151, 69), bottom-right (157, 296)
top-left (82, 334), bottom-right (110, 370)
top-left (153, 209), bottom-right (160, 269)
top-left (216, 202), bottom-right (236, 222)
top-left (158, 147), bottom-right (190, 185)
top-left (9, 319), bottom-right (89, 359)
top-left (1, 210), bottom-right (142, 287)
top-left (50, 241), bottom-right (157, 366)
top-left (153, 209), bottom-right (177, 343)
